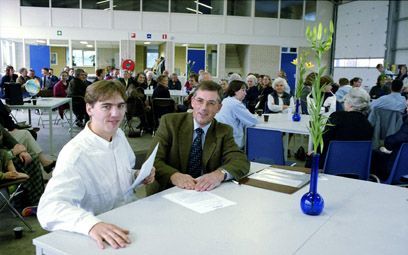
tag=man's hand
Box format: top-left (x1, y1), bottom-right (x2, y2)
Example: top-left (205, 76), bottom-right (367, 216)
top-left (89, 222), bottom-right (131, 250)
top-left (4, 171), bottom-right (29, 180)
top-left (12, 144), bottom-right (26, 156)
top-left (19, 152), bottom-right (32, 166)
top-left (170, 172), bottom-right (196, 190)
top-left (143, 167), bottom-right (156, 185)
top-left (194, 170), bottom-right (224, 192)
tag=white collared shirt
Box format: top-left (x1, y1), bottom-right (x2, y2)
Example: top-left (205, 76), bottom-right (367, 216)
top-left (37, 123), bottom-right (136, 236)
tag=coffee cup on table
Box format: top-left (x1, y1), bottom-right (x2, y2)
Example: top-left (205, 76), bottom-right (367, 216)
top-left (263, 114), bottom-right (269, 122)
top-left (13, 227), bottom-right (23, 239)
top-left (256, 110), bottom-right (263, 116)
top-left (32, 99), bottom-right (37, 105)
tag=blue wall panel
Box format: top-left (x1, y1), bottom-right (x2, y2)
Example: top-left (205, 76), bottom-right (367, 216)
top-left (187, 49), bottom-right (205, 75)
top-left (29, 45), bottom-right (50, 77)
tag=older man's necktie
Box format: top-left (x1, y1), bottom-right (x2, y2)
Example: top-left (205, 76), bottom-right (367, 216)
top-left (188, 128), bottom-right (204, 178)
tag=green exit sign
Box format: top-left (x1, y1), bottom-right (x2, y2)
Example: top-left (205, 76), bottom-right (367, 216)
top-left (57, 30), bottom-right (62, 36)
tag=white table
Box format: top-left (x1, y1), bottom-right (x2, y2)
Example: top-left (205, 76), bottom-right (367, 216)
top-left (252, 113), bottom-right (311, 159)
top-left (8, 97), bottom-right (73, 155)
top-left (33, 163), bottom-right (408, 255)
top-left (144, 89), bottom-right (188, 104)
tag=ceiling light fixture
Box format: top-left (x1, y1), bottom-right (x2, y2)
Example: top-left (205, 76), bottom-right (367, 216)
top-left (80, 41), bottom-right (88, 44)
top-left (86, 45), bottom-right (93, 48)
top-left (185, 7), bottom-right (203, 14)
top-left (36, 40), bottom-right (46, 44)
top-left (144, 42), bottom-right (151, 45)
top-left (96, 0), bottom-right (109, 4)
top-left (194, 1), bottom-right (213, 9)
top-left (182, 43), bottom-right (189, 47)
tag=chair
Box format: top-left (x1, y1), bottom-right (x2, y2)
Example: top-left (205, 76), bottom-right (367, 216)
top-left (0, 178), bottom-right (33, 231)
top-left (123, 95), bottom-right (146, 137)
top-left (383, 143), bottom-right (408, 185)
top-left (246, 128), bottom-right (285, 165)
top-left (152, 98), bottom-right (175, 130)
top-left (323, 141), bottom-right (372, 180)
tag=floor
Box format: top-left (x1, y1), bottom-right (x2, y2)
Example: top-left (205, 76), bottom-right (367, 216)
top-left (0, 108), bottom-right (308, 254)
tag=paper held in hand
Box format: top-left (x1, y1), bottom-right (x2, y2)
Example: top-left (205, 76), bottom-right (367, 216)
top-left (248, 167), bottom-right (310, 188)
top-left (125, 143), bottom-right (159, 194)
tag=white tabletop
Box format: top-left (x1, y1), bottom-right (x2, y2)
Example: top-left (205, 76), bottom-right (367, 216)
top-left (254, 113), bottom-right (310, 135)
top-left (33, 162), bottom-right (408, 255)
top-left (7, 97), bottom-right (71, 110)
top-left (144, 89), bottom-right (188, 97)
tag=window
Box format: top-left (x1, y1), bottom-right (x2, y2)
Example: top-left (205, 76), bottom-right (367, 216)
top-left (171, 0), bottom-right (196, 14)
top-left (146, 46), bottom-right (159, 69)
top-left (255, 0), bottom-right (279, 18)
top-left (334, 58), bottom-right (384, 68)
top-left (198, 0), bottom-right (223, 15)
top-left (113, 0), bottom-right (140, 11)
top-left (21, 0), bottom-right (49, 7)
top-left (72, 50), bottom-right (95, 67)
top-left (206, 44), bottom-right (218, 77)
top-left (227, 0), bottom-right (251, 17)
top-left (305, 0), bottom-right (316, 21)
top-left (82, 0), bottom-right (109, 10)
top-left (143, 0), bottom-right (169, 12)
top-left (280, 0), bottom-right (304, 20)
top-left (52, 0), bottom-right (79, 8)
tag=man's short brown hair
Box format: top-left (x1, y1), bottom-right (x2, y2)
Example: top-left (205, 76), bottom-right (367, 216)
top-left (85, 80), bottom-right (127, 106)
top-left (193, 81), bottom-right (223, 103)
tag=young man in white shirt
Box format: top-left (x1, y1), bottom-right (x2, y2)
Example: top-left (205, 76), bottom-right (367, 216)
top-left (38, 80), bottom-right (155, 250)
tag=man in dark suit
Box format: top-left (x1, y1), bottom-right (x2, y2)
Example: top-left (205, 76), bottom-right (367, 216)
top-left (118, 70), bottom-right (134, 88)
top-left (147, 81), bottom-right (250, 192)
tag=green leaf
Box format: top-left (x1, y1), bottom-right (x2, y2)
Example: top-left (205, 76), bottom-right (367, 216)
top-left (317, 23), bottom-right (322, 40)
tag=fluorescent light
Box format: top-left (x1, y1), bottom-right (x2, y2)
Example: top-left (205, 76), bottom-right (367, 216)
top-left (185, 7), bottom-right (202, 14)
top-left (36, 40), bottom-right (46, 43)
top-left (80, 41), bottom-right (88, 44)
top-left (96, 0), bottom-right (109, 4)
top-left (144, 42), bottom-right (151, 45)
top-left (86, 45), bottom-right (93, 48)
top-left (182, 43), bottom-right (189, 47)
top-left (194, 1), bottom-right (213, 9)
top-left (104, 5), bottom-right (116, 10)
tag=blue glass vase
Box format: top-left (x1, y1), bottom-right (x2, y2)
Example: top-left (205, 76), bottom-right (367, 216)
top-left (300, 153), bottom-right (324, 215)
top-left (292, 99), bottom-right (301, 122)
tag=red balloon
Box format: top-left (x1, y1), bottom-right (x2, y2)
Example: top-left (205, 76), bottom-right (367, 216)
top-left (121, 59), bottom-right (135, 71)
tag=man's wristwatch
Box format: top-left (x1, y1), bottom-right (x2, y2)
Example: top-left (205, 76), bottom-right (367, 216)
top-left (220, 169), bottom-right (228, 181)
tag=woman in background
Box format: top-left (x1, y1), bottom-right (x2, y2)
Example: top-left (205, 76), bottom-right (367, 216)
top-left (267, 77), bottom-right (294, 113)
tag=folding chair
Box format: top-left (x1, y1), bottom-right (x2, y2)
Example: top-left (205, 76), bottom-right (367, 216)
top-left (323, 141), bottom-right (372, 180)
top-left (383, 143), bottom-right (408, 186)
top-left (0, 178), bottom-right (33, 231)
top-left (246, 128), bottom-right (285, 165)
top-left (152, 98), bottom-right (175, 134)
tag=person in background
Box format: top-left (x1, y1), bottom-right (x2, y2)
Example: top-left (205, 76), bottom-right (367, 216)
top-left (67, 68), bottom-right (89, 127)
top-left (53, 71), bottom-right (70, 119)
top-left (277, 69), bottom-right (287, 81)
top-left (228, 73), bottom-right (242, 84)
top-left (350, 77), bottom-right (363, 88)
top-left (335, 78), bottom-right (352, 103)
top-left (146, 71), bottom-right (157, 90)
top-left (396, 65), bottom-right (407, 86)
top-left (27, 69), bottom-right (41, 83)
top-left (49, 68), bottom-right (59, 85)
top-left (198, 71), bottom-right (212, 83)
top-left (0, 65), bottom-right (18, 98)
top-left (41, 67), bottom-right (59, 90)
top-left (134, 72), bottom-right (148, 89)
top-left (218, 79), bottom-right (229, 99)
top-left (370, 79), bottom-right (407, 113)
top-left (152, 75), bottom-right (170, 99)
top-left (0, 149), bottom-right (29, 180)
top-left (16, 67), bottom-right (29, 85)
top-left (306, 75), bottom-right (337, 117)
top-left (316, 88), bottom-right (373, 169)
top-left (168, 73), bottom-right (181, 90)
top-left (67, 68), bottom-right (75, 82)
top-left (369, 74), bottom-right (391, 100)
top-left (256, 74), bottom-right (274, 112)
top-left (376, 63), bottom-right (395, 79)
top-left (38, 80), bottom-right (155, 250)
top-left (267, 77), bottom-right (294, 113)
top-left (83, 73), bottom-right (92, 86)
top-left (300, 72), bottom-right (315, 114)
top-left (215, 80), bottom-right (258, 149)
top-left (118, 70), bottom-right (134, 88)
top-left (244, 74), bottom-right (259, 113)
top-left (147, 81), bottom-right (250, 191)
top-left (94, 68), bottom-right (105, 83)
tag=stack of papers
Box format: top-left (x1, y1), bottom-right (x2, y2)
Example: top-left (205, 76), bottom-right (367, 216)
top-left (248, 167), bottom-right (310, 188)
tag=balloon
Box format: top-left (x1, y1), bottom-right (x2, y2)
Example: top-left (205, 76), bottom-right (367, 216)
top-left (24, 79), bottom-right (40, 96)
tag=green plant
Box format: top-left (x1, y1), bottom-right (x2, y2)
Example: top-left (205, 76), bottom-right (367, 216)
top-left (186, 60), bottom-right (195, 77)
top-left (306, 21), bottom-right (334, 154)
top-left (292, 52), bottom-right (314, 99)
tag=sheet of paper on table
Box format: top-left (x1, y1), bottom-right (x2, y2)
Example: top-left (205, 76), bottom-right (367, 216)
top-left (163, 190), bottom-right (236, 214)
top-left (248, 167), bottom-right (310, 188)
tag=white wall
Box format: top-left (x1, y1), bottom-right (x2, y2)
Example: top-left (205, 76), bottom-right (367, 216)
top-left (333, 0), bottom-right (389, 88)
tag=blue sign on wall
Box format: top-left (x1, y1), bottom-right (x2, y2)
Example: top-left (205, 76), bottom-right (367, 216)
top-left (147, 33), bottom-right (152, 39)
top-left (29, 45), bottom-right (50, 77)
top-left (187, 49), bottom-right (205, 75)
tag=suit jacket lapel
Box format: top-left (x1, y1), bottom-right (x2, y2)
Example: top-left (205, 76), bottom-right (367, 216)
top-left (202, 120), bottom-right (217, 173)
top-left (179, 114), bottom-right (193, 173)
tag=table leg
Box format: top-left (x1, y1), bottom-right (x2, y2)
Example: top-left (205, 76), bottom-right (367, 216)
top-left (49, 110), bottom-right (54, 155)
top-left (69, 99), bottom-right (73, 138)
top-left (28, 109), bottom-right (32, 125)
